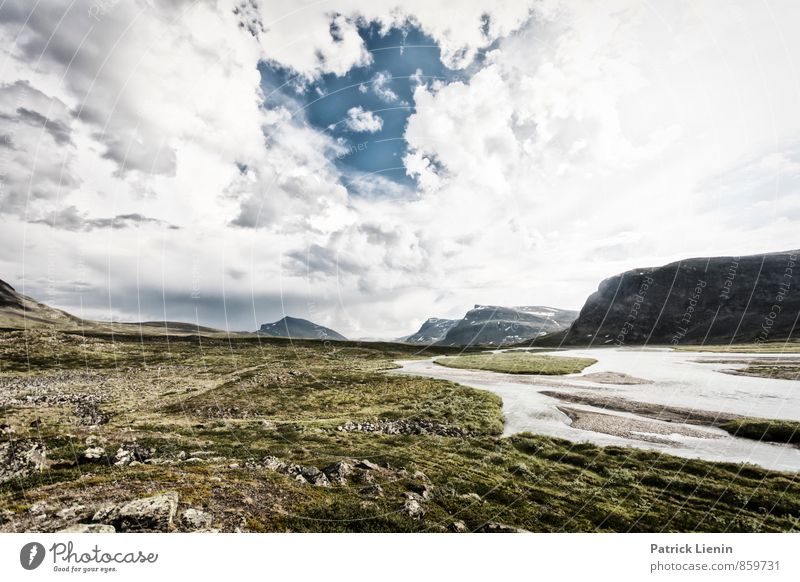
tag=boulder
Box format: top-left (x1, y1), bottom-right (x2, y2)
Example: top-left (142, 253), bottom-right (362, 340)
top-left (113, 443), bottom-right (153, 466)
top-left (181, 508), bottom-right (213, 529)
top-left (322, 460), bottom-right (353, 485)
top-left (299, 466), bottom-right (330, 487)
top-left (0, 440), bottom-right (47, 483)
top-left (360, 484), bottom-right (384, 498)
top-left (104, 492), bottom-right (179, 532)
top-left (80, 447), bottom-right (106, 462)
top-left (356, 459), bottom-right (380, 471)
top-left (403, 497), bottom-right (425, 519)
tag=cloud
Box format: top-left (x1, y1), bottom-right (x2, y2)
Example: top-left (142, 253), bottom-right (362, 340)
top-left (29, 206), bottom-right (179, 231)
top-left (370, 71), bottom-right (400, 103)
top-left (344, 106), bottom-right (384, 132)
top-left (2, 0), bottom-right (800, 339)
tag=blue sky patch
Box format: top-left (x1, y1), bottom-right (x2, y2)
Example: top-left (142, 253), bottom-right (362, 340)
top-left (259, 23), bottom-right (463, 195)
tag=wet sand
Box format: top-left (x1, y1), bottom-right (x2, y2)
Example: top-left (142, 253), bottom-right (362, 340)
top-left (557, 406), bottom-right (722, 444)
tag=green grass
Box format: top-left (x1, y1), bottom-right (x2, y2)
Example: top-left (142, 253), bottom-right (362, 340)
top-left (1, 330), bottom-right (799, 533)
top-left (434, 352), bottom-right (597, 375)
top-left (675, 342), bottom-right (800, 354)
top-left (721, 419), bottom-right (800, 445)
top-left (727, 365), bottom-right (800, 380)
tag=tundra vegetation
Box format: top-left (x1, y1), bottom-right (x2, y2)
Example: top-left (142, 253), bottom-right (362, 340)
top-left (434, 353), bottom-right (597, 375)
top-left (0, 330), bottom-right (798, 533)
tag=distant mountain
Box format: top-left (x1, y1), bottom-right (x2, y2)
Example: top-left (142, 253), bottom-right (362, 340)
top-left (435, 305), bottom-right (579, 347)
top-left (257, 316), bottom-right (347, 341)
top-left (561, 249), bottom-right (800, 346)
top-left (0, 278), bottom-right (82, 328)
top-left (401, 318), bottom-right (460, 344)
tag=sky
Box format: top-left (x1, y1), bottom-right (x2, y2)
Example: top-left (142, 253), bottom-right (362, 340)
top-left (1, 0), bottom-right (799, 338)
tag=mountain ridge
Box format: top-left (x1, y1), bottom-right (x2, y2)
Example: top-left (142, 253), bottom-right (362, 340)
top-left (257, 315), bottom-right (347, 341)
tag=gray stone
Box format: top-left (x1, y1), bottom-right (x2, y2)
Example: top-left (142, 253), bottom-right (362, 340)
top-left (322, 460), bottom-right (354, 485)
top-left (182, 508), bottom-right (213, 529)
top-left (299, 466), bottom-right (330, 487)
top-left (59, 523), bottom-right (116, 533)
top-left (111, 492), bottom-right (179, 532)
top-left (477, 522), bottom-right (529, 533)
top-left (356, 459), bottom-right (380, 471)
top-left (360, 484), bottom-right (384, 498)
top-left (80, 447), bottom-right (105, 462)
top-left (403, 496), bottom-right (425, 519)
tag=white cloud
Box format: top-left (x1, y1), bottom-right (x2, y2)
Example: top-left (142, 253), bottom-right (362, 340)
top-left (370, 71), bottom-right (399, 103)
top-left (2, 0), bottom-right (800, 339)
top-left (344, 106), bottom-right (383, 133)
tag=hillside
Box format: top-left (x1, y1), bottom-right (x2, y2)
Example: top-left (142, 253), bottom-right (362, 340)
top-left (0, 278), bottom-right (83, 329)
top-left (257, 316), bottom-right (347, 341)
top-left (561, 250), bottom-right (800, 346)
top-left (401, 318), bottom-right (459, 344)
top-left (436, 305), bottom-right (579, 347)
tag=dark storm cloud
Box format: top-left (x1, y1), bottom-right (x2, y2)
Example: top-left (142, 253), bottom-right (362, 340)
top-left (29, 206), bottom-right (179, 231)
top-left (15, 107), bottom-right (73, 145)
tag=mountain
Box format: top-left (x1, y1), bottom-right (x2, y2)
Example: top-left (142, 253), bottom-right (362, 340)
top-left (257, 316), bottom-right (347, 341)
top-left (401, 318), bottom-right (460, 344)
top-left (561, 249), bottom-right (800, 346)
top-left (436, 305), bottom-right (579, 347)
top-left (0, 278), bottom-right (83, 329)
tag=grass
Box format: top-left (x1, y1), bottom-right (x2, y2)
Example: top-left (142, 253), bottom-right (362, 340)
top-left (726, 365), bottom-right (800, 381)
top-left (434, 352), bottom-right (597, 375)
top-left (721, 419), bottom-right (800, 445)
top-left (1, 330), bottom-right (799, 533)
top-left (675, 342), bottom-right (800, 354)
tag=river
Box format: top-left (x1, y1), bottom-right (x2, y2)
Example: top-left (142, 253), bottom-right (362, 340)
top-left (392, 348), bottom-right (800, 472)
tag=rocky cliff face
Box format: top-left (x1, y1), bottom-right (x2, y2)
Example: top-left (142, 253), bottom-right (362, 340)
top-left (257, 316), bottom-right (347, 341)
top-left (562, 250), bottom-right (800, 346)
top-left (401, 318), bottom-right (459, 344)
top-left (436, 305), bottom-right (578, 347)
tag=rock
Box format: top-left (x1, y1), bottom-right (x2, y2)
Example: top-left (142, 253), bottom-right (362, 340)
top-left (113, 443), bottom-right (153, 466)
top-left (322, 460), bottom-right (353, 485)
top-left (262, 456), bottom-right (286, 472)
top-left (28, 501), bottom-right (52, 516)
top-left (0, 424), bottom-right (14, 436)
top-left (56, 505), bottom-right (93, 522)
top-left (450, 520), bottom-right (467, 533)
top-left (0, 440), bottom-right (47, 483)
top-left (80, 447), bottom-right (106, 462)
top-left (337, 420), bottom-right (469, 437)
top-left (412, 470), bottom-right (430, 482)
top-left (356, 459), bottom-right (380, 471)
top-left (0, 508), bottom-right (13, 525)
top-left (562, 250), bottom-right (800, 346)
top-left (476, 522), bottom-right (529, 533)
top-left (182, 508), bottom-right (213, 529)
top-left (299, 466), bottom-right (330, 487)
top-left (360, 484), bottom-right (384, 498)
top-left (108, 492), bottom-right (179, 532)
top-left (59, 523), bottom-right (115, 533)
top-left (91, 504), bottom-right (116, 523)
top-left (403, 496), bottom-right (425, 519)
top-left (409, 482), bottom-right (434, 500)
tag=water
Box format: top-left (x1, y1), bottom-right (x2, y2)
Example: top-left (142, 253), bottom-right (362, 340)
top-left (393, 348), bottom-right (800, 472)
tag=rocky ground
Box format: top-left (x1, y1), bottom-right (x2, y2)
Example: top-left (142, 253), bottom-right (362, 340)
top-left (1, 330), bottom-right (799, 533)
